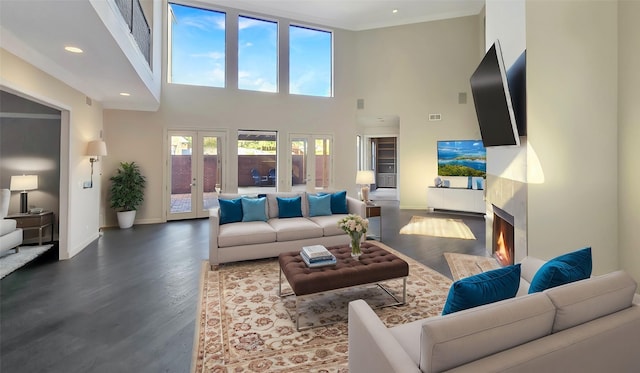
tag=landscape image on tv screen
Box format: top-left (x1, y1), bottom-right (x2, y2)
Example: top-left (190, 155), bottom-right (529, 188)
top-left (437, 140), bottom-right (486, 177)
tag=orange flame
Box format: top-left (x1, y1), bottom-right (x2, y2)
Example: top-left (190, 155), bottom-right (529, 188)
top-left (495, 231), bottom-right (511, 265)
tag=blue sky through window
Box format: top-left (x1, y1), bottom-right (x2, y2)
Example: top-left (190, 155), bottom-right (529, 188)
top-left (238, 16), bottom-right (277, 92)
top-left (169, 3), bottom-right (225, 87)
top-left (169, 4), bottom-right (333, 97)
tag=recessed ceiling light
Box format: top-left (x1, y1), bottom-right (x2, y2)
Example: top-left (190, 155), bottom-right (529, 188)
top-left (119, 92), bottom-right (131, 97)
top-left (64, 46), bottom-right (83, 54)
top-left (392, 9), bottom-right (398, 14)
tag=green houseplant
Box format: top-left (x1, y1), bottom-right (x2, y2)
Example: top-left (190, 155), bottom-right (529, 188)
top-left (110, 161), bottom-right (146, 229)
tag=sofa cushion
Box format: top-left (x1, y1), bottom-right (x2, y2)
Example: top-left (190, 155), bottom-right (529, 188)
top-left (529, 247), bottom-right (592, 293)
top-left (308, 214), bottom-right (347, 236)
top-left (0, 219), bottom-right (17, 236)
top-left (219, 198), bottom-right (243, 225)
top-left (329, 190), bottom-right (348, 214)
top-left (276, 196), bottom-right (303, 218)
top-left (217, 221), bottom-right (276, 247)
top-left (268, 217), bottom-right (323, 241)
top-left (516, 256), bottom-right (547, 296)
top-left (419, 292), bottom-right (556, 373)
top-left (442, 264), bottom-right (521, 315)
top-left (241, 197), bottom-right (267, 222)
top-left (267, 193), bottom-right (308, 218)
top-left (308, 193), bottom-right (332, 217)
top-left (544, 270), bottom-right (637, 332)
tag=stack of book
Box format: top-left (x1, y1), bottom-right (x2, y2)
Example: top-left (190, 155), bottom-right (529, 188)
top-left (300, 245), bottom-right (336, 268)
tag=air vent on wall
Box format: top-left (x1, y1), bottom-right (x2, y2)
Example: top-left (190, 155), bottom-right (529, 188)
top-left (429, 113), bottom-right (442, 121)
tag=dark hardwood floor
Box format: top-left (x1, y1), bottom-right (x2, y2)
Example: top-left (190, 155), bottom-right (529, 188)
top-left (0, 201), bottom-right (486, 373)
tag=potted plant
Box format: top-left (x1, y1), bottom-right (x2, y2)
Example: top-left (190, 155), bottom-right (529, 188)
top-left (110, 161), bottom-right (146, 229)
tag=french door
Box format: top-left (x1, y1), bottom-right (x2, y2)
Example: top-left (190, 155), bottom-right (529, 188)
top-left (289, 134), bottom-right (332, 192)
top-left (167, 130), bottom-right (225, 220)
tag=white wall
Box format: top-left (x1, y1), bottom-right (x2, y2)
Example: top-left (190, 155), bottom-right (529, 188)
top-left (354, 16), bottom-right (483, 209)
top-left (0, 48), bottom-right (105, 259)
top-left (526, 1), bottom-right (619, 274)
top-left (618, 1), bottom-right (640, 286)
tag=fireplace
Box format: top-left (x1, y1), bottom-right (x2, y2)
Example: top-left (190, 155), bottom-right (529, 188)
top-left (492, 205), bottom-right (515, 266)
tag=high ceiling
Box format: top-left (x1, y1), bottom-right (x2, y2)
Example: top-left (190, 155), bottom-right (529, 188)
top-left (0, 1), bottom-right (484, 111)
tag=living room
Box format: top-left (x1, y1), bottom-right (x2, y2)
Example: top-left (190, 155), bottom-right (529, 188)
top-left (1, 0), bottom-right (639, 370)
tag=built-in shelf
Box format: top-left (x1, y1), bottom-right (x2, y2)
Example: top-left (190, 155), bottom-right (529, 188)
top-left (375, 137), bottom-right (397, 188)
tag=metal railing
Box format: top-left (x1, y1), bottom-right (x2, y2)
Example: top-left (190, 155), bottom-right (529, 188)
top-left (114, 0), bottom-right (151, 66)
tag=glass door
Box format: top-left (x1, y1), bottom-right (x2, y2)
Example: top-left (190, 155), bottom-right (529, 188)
top-left (289, 134), bottom-right (332, 192)
top-left (168, 130), bottom-right (225, 220)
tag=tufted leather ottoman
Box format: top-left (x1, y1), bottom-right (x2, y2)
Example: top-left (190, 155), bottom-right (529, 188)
top-left (278, 242), bottom-right (409, 330)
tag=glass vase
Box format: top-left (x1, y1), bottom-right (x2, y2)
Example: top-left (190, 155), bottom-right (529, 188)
top-left (350, 232), bottom-right (362, 260)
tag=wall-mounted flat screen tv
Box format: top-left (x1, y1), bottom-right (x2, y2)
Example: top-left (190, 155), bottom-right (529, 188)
top-left (437, 140), bottom-right (486, 177)
top-left (470, 40), bottom-right (520, 147)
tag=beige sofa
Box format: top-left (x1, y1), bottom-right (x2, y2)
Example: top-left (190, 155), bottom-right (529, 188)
top-left (209, 191), bottom-right (366, 269)
top-left (348, 257), bottom-right (640, 373)
top-left (1, 189), bottom-right (22, 255)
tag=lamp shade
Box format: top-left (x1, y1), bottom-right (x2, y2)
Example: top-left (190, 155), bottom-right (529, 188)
top-left (356, 170), bottom-right (375, 185)
top-left (10, 175), bottom-right (38, 191)
top-left (86, 140), bottom-right (108, 156)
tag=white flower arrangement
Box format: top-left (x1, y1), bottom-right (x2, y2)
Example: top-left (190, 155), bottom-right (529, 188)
top-left (338, 214), bottom-right (369, 236)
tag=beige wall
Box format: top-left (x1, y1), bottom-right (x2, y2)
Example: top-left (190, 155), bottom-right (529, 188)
top-left (618, 1), bottom-right (640, 286)
top-left (526, 1), bottom-right (619, 274)
top-left (0, 48), bottom-right (104, 259)
top-left (354, 16), bottom-right (484, 209)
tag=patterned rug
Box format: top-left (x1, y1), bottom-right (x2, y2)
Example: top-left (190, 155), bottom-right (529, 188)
top-left (444, 252), bottom-right (501, 281)
top-left (0, 244), bottom-right (53, 279)
top-left (192, 242), bottom-right (452, 372)
top-left (399, 216), bottom-right (476, 240)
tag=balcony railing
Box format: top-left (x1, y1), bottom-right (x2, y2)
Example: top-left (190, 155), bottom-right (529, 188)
top-left (114, 0), bottom-right (151, 65)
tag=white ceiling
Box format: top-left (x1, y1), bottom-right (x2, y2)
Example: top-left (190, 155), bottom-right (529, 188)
top-left (0, 0), bottom-right (484, 111)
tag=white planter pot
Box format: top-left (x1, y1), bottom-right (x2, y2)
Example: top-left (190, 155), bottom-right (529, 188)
top-left (117, 210), bottom-right (137, 229)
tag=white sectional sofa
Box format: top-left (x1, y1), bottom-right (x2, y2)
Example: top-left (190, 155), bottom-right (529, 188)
top-left (1, 189), bottom-right (22, 255)
top-left (349, 256), bottom-right (640, 373)
top-left (209, 191), bottom-right (366, 269)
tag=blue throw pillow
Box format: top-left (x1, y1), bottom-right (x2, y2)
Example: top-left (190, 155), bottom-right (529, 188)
top-left (442, 264), bottom-right (521, 315)
top-left (277, 196), bottom-right (303, 218)
top-left (330, 190), bottom-right (348, 214)
top-left (219, 198), bottom-right (243, 224)
top-left (308, 194), bottom-right (332, 217)
top-left (528, 247), bottom-right (592, 293)
top-left (241, 197), bottom-right (267, 222)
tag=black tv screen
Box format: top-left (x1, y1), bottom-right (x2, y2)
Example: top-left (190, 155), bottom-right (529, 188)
top-left (470, 41), bottom-right (520, 147)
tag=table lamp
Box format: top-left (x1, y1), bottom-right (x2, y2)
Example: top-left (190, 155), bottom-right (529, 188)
top-left (10, 174), bottom-right (38, 213)
top-left (356, 170), bottom-right (375, 203)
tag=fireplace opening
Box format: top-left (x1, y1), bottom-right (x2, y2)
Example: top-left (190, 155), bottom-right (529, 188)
top-left (492, 206), bottom-right (515, 266)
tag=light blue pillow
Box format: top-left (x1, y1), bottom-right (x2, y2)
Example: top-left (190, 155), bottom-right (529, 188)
top-left (528, 247), bottom-right (592, 293)
top-left (308, 194), bottom-right (332, 217)
top-left (241, 197), bottom-right (267, 222)
top-left (277, 196), bottom-right (303, 218)
top-left (219, 198), bottom-right (243, 225)
top-left (442, 264), bottom-right (521, 315)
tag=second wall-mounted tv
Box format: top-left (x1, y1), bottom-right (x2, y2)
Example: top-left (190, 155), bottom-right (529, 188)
top-left (470, 40), bottom-right (522, 147)
top-left (438, 140), bottom-right (486, 177)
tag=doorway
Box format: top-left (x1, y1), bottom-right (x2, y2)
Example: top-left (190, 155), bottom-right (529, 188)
top-left (289, 134), bottom-right (332, 192)
top-left (167, 130), bottom-right (225, 220)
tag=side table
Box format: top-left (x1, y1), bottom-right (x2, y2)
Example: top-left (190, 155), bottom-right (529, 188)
top-left (5, 211), bottom-right (54, 245)
top-left (365, 204), bottom-right (382, 240)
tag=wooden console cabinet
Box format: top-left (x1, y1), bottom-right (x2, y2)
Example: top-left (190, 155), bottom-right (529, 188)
top-left (427, 187), bottom-right (485, 214)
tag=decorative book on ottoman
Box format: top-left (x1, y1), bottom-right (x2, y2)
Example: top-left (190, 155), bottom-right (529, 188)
top-left (301, 253), bottom-right (336, 268)
top-left (302, 245), bottom-right (332, 260)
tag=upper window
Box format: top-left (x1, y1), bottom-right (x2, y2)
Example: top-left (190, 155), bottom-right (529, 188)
top-left (238, 16), bottom-right (278, 93)
top-left (168, 3), bottom-right (226, 87)
top-left (289, 25), bottom-right (332, 97)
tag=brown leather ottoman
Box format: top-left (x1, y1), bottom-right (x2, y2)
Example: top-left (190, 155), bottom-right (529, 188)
top-left (278, 242), bottom-right (409, 330)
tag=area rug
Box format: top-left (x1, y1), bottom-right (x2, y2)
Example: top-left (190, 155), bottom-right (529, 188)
top-left (444, 252), bottom-right (501, 281)
top-left (192, 242), bottom-right (452, 372)
top-left (0, 244), bottom-right (53, 279)
top-left (399, 216), bottom-right (476, 240)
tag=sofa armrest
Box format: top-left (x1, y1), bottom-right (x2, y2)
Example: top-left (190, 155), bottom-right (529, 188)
top-left (209, 207), bottom-right (220, 269)
top-left (347, 196), bottom-right (366, 218)
top-left (348, 299), bottom-right (421, 373)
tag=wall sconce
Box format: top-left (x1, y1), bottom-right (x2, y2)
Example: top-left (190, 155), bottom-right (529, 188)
top-left (356, 170), bottom-right (375, 203)
top-left (84, 140), bottom-right (108, 189)
top-left (10, 174), bottom-right (38, 213)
